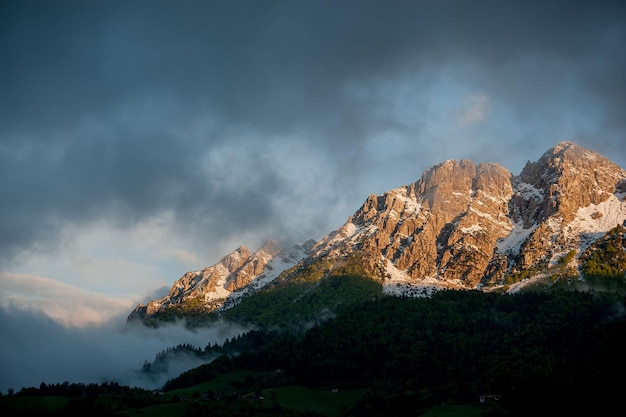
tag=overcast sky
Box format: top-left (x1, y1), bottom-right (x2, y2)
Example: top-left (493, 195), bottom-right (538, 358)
top-left (1, 0), bottom-right (625, 323)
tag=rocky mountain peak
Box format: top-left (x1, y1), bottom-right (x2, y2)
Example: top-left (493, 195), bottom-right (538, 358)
top-left (313, 158), bottom-right (514, 288)
top-left (258, 239), bottom-right (283, 257)
top-left (128, 240), bottom-right (313, 321)
top-left (221, 245), bottom-right (252, 273)
top-left (517, 141), bottom-right (625, 223)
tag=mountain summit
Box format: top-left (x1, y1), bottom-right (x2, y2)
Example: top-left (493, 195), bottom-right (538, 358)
top-left (129, 142), bottom-right (626, 322)
top-left (128, 239), bottom-right (315, 321)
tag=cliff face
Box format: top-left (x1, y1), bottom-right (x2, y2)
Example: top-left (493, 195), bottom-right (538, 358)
top-left (312, 159), bottom-right (515, 288)
top-left (129, 141), bottom-right (626, 322)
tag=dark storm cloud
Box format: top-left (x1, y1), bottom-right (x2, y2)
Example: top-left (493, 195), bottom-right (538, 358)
top-left (1, 0), bottom-right (624, 264)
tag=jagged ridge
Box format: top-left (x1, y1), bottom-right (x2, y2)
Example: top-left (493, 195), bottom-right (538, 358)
top-left (315, 142), bottom-right (626, 295)
top-left (128, 239), bottom-right (315, 321)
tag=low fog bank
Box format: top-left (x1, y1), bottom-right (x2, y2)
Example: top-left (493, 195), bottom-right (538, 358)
top-left (0, 302), bottom-right (251, 393)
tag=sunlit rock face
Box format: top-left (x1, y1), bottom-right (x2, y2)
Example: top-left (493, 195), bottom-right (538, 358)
top-left (313, 159), bottom-right (514, 288)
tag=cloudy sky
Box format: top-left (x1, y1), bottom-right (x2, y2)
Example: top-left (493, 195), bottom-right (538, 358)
top-left (1, 0), bottom-right (625, 324)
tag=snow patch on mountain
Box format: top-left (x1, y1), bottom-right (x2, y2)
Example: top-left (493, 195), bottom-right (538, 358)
top-left (568, 193), bottom-right (626, 250)
top-left (382, 258), bottom-right (447, 297)
top-left (313, 221), bottom-right (363, 255)
top-left (393, 188), bottom-right (423, 214)
top-left (497, 225), bottom-right (536, 255)
top-left (204, 265), bottom-right (230, 302)
top-left (515, 180), bottom-right (545, 203)
top-left (220, 243), bottom-right (313, 309)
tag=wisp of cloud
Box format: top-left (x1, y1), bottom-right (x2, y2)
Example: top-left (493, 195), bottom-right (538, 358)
top-left (0, 303), bottom-right (250, 393)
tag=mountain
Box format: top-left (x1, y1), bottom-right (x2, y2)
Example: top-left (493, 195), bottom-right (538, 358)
top-left (312, 141), bottom-right (626, 294)
top-left (129, 142), bottom-right (626, 324)
top-left (128, 239), bottom-right (315, 322)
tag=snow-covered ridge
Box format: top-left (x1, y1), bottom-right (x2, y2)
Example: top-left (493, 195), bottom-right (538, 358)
top-left (128, 240), bottom-right (315, 320)
top-left (220, 242), bottom-right (314, 309)
top-left (312, 221), bottom-right (363, 255)
top-left (496, 221), bottom-right (537, 255)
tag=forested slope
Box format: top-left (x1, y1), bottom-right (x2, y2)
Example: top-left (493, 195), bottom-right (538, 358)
top-left (165, 289), bottom-right (626, 416)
